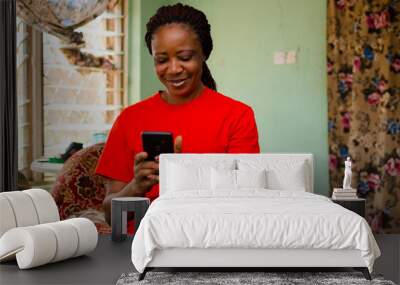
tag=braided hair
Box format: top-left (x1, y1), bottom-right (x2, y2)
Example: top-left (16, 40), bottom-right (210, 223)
top-left (145, 3), bottom-right (217, 91)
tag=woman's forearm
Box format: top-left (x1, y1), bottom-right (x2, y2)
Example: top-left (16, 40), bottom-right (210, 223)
top-left (103, 181), bottom-right (143, 225)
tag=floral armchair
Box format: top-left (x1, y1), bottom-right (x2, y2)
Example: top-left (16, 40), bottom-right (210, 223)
top-left (51, 143), bottom-right (111, 234)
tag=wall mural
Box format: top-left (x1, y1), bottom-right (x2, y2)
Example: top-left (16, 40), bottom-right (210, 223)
top-left (328, 0), bottom-right (400, 233)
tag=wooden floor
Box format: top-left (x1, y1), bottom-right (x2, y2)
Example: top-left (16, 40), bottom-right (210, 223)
top-left (373, 234), bottom-right (400, 284)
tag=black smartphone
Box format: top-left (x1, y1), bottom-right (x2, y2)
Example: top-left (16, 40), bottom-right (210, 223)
top-left (141, 131), bottom-right (174, 161)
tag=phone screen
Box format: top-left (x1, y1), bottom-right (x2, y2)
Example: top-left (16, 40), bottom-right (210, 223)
top-left (141, 131), bottom-right (174, 161)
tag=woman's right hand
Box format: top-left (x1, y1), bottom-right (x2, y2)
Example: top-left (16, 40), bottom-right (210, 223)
top-left (129, 135), bottom-right (182, 196)
top-left (102, 154), bottom-right (157, 225)
top-left (130, 152), bottom-right (159, 196)
top-left (102, 135), bottom-right (182, 224)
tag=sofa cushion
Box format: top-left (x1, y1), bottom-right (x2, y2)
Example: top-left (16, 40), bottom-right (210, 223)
top-left (51, 143), bottom-right (110, 234)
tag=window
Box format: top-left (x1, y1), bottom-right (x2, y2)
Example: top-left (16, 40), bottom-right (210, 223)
top-left (16, 1), bottom-right (128, 185)
top-left (42, 1), bottom-right (128, 158)
top-left (16, 17), bottom-right (31, 177)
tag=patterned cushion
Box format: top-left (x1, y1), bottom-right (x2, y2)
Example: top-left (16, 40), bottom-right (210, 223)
top-left (51, 143), bottom-right (111, 234)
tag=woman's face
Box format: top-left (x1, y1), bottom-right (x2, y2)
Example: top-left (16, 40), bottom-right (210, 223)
top-left (151, 23), bottom-right (205, 102)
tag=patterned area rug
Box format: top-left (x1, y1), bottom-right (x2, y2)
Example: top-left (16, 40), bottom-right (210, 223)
top-left (116, 271), bottom-right (395, 285)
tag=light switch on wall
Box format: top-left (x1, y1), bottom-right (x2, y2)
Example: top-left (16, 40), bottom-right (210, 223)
top-left (273, 51), bottom-right (286, 65)
top-left (286, 50), bottom-right (297, 64)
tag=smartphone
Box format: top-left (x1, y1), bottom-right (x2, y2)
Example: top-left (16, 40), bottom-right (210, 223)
top-left (141, 131), bottom-right (174, 161)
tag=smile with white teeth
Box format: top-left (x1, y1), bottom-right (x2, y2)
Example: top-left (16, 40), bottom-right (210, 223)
top-left (169, 79), bottom-right (186, 87)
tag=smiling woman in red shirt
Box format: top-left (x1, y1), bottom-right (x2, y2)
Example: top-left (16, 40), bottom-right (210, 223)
top-left (96, 3), bottom-right (260, 227)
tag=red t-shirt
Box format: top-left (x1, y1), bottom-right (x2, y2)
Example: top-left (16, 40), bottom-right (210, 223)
top-left (96, 87), bottom-right (260, 200)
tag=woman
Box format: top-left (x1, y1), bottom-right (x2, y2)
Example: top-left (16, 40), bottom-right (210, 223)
top-left (96, 3), bottom-right (260, 225)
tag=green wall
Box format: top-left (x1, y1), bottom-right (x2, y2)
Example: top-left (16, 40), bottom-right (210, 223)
top-left (128, 0), bottom-right (329, 196)
top-left (128, 0), bottom-right (164, 103)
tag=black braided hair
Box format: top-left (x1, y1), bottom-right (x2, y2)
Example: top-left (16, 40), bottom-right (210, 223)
top-left (145, 3), bottom-right (217, 91)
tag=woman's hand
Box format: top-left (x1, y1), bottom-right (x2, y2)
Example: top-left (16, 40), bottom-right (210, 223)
top-left (129, 135), bottom-right (182, 195)
top-left (130, 152), bottom-right (159, 196)
top-left (102, 153), bottom-right (159, 224)
top-left (174, 135), bottom-right (182, 153)
top-left (102, 135), bottom-right (183, 225)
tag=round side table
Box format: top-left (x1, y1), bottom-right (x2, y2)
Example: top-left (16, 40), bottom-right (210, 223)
top-left (111, 197), bottom-right (150, 242)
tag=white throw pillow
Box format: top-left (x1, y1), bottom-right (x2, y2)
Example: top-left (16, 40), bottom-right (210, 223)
top-left (238, 159), bottom-right (308, 191)
top-left (265, 168), bottom-right (306, 191)
top-left (211, 168), bottom-right (236, 190)
top-left (166, 160), bottom-right (236, 192)
top-left (167, 162), bottom-right (210, 191)
top-left (236, 169), bottom-right (267, 188)
top-left (211, 169), bottom-right (267, 190)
